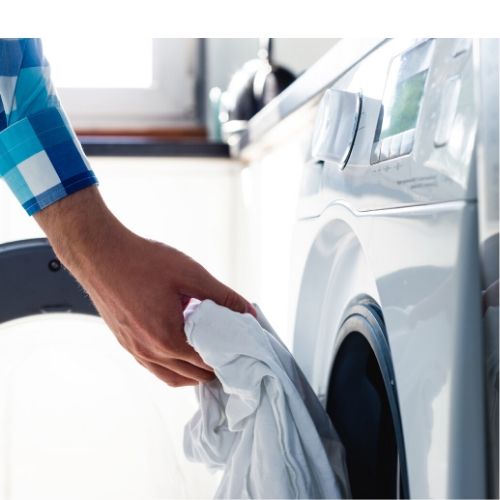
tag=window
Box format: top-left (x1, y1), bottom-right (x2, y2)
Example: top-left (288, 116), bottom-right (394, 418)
top-left (42, 38), bottom-right (202, 131)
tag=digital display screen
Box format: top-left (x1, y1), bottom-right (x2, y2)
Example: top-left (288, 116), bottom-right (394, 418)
top-left (377, 40), bottom-right (433, 141)
top-left (379, 70), bottom-right (427, 139)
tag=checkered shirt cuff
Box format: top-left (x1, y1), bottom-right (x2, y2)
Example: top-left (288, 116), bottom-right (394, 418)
top-left (0, 106), bottom-right (98, 215)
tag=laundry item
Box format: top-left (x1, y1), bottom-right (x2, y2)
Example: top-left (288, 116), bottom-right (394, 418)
top-left (183, 300), bottom-right (350, 499)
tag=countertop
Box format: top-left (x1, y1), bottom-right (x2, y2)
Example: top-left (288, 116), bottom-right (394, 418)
top-left (80, 136), bottom-right (230, 157)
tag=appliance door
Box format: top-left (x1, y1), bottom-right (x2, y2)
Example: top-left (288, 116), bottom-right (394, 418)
top-left (327, 298), bottom-right (409, 499)
top-left (0, 239), bottom-right (218, 499)
top-left (0, 238), bottom-right (97, 323)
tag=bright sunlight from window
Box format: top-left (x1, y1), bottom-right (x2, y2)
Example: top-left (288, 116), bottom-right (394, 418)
top-left (41, 37), bottom-right (153, 89)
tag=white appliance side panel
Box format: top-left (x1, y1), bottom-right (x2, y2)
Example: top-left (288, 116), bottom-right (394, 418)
top-left (291, 201), bottom-right (486, 498)
top-left (370, 202), bottom-right (485, 498)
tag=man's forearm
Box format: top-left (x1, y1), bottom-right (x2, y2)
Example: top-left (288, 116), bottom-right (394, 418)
top-left (33, 180), bottom-right (255, 389)
top-left (2, 40), bottom-right (252, 388)
top-left (33, 186), bottom-right (128, 280)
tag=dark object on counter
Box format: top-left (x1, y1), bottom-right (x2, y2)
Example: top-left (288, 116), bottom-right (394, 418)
top-left (220, 39), bottom-right (295, 130)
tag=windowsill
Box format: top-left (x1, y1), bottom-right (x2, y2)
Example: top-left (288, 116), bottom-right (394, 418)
top-left (79, 136), bottom-right (230, 158)
top-left (75, 126), bottom-right (207, 140)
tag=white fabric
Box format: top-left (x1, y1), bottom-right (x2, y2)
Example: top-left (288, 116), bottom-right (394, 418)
top-left (183, 300), bottom-right (350, 499)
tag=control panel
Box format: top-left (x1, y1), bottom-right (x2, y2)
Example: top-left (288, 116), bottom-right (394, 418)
top-left (301, 38), bottom-right (478, 216)
top-left (371, 39), bottom-right (434, 164)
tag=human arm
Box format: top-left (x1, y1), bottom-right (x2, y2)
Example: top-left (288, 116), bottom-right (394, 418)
top-left (1, 39), bottom-right (255, 386)
top-left (34, 186), bottom-right (255, 386)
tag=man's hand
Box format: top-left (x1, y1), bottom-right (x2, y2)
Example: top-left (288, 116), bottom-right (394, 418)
top-left (35, 186), bottom-right (255, 387)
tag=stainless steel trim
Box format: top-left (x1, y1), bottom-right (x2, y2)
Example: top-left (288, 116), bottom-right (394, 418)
top-left (474, 37), bottom-right (499, 500)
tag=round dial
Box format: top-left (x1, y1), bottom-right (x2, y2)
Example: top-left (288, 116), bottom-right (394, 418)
top-left (311, 88), bottom-right (362, 170)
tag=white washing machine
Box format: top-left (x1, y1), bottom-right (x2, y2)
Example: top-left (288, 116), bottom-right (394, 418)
top-left (290, 39), bottom-right (498, 498)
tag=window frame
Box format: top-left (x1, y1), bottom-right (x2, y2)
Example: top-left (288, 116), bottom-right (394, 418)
top-left (52, 38), bottom-right (204, 132)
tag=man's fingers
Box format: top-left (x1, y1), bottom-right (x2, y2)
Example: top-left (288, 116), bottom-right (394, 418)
top-left (182, 348), bottom-right (213, 371)
top-left (168, 359), bottom-right (215, 384)
top-left (140, 360), bottom-right (198, 387)
top-left (138, 329), bottom-right (213, 373)
top-left (137, 354), bottom-right (214, 385)
top-left (185, 269), bottom-right (256, 316)
top-left (161, 310), bottom-right (214, 372)
top-left (175, 343), bottom-right (214, 372)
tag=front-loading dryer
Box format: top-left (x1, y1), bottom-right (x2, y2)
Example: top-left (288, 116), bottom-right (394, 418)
top-left (290, 39), bottom-right (498, 498)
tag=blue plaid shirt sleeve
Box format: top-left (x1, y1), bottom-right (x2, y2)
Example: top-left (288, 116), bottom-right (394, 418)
top-left (0, 38), bottom-right (98, 215)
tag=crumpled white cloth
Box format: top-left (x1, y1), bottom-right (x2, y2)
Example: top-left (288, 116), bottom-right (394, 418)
top-left (183, 300), bottom-right (350, 499)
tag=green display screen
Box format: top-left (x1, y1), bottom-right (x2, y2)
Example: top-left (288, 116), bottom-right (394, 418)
top-left (380, 70), bottom-right (427, 139)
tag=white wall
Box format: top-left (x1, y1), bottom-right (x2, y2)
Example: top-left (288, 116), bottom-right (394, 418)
top-left (206, 38), bottom-right (259, 93)
top-left (0, 157), bottom-right (246, 291)
top-left (273, 38), bottom-right (340, 75)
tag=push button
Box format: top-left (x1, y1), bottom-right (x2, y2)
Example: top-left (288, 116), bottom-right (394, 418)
top-left (371, 142), bottom-right (381, 164)
top-left (434, 76), bottom-right (461, 147)
top-left (380, 138), bottom-right (391, 162)
top-left (390, 133), bottom-right (403, 158)
top-left (400, 130), bottom-right (415, 156)
top-left (373, 131), bottom-right (415, 164)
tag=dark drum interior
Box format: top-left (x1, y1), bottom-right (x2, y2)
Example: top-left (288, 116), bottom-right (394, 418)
top-left (326, 301), bottom-right (408, 499)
